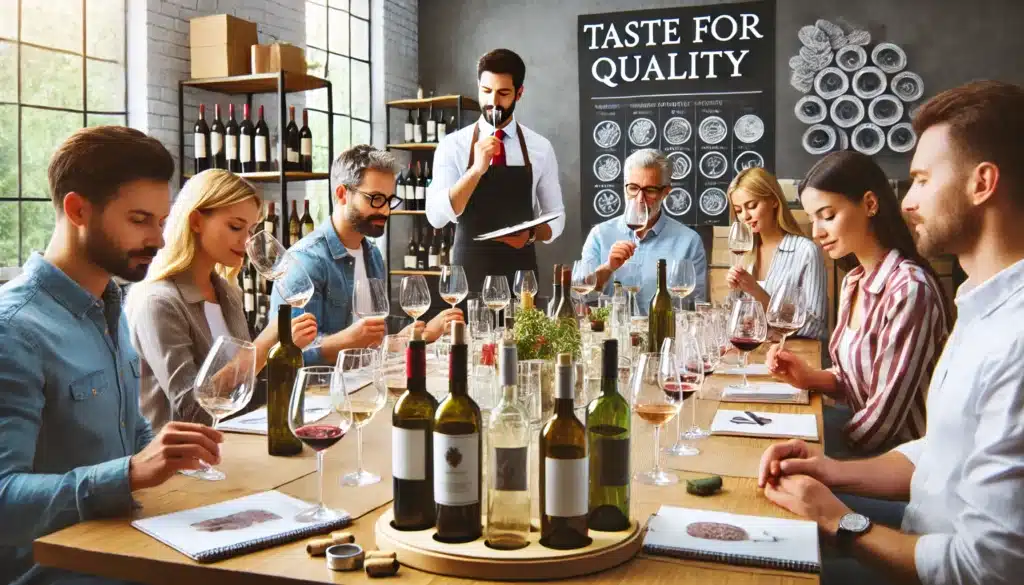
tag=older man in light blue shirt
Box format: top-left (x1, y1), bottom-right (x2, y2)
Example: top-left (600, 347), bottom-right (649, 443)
top-left (581, 149), bottom-right (707, 314)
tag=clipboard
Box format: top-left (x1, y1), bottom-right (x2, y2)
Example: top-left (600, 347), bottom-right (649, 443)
top-left (472, 212), bottom-right (563, 241)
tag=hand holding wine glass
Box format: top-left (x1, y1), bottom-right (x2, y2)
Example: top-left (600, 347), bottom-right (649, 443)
top-left (274, 260), bottom-right (324, 349)
top-left (728, 298), bottom-right (768, 388)
top-left (337, 348), bottom-right (387, 486)
top-left (631, 351), bottom-right (682, 485)
top-left (400, 275), bottom-right (431, 323)
top-left (290, 366), bottom-right (352, 521)
top-left (624, 196), bottom-right (649, 243)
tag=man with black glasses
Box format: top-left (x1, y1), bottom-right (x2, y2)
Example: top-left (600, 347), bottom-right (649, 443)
top-left (271, 145), bottom-right (462, 365)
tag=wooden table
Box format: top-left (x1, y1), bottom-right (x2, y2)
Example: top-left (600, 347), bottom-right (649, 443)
top-left (34, 340), bottom-right (822, 585)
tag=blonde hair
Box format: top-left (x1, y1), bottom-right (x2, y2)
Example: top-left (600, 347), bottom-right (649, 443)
top-left (727, 167), bottom-right (806, 271)
top-left (146, 169), bottom-right (260, 285)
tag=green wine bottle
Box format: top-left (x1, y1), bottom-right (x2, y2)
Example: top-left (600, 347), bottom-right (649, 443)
top-left (392, 328), bottom-right (438, 530)
top-left (540, 353), bottom-right (591, 550)
top-left (267, 304), bottom-right (303, 456)
top-left (647, 259), bottom-right (675, 353)
top-left (586, 339), bottom-right (631, 531)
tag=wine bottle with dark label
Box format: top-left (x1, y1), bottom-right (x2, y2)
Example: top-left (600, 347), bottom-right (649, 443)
top-left (267, 304), bottom-right (304, 456)
top-left (194, 104), bottom-right (210, 175)
top-left (547, 264), bottom-right (562, 318)
top-left (540, 353), bottom-right (591, 550)
top-left (255, 105), bottom-right (271, 172)
top-left (647, 259), bottom-right (675, 353)
top-left (586, 339), bottom-right (631, 531)
top-left (300, 200), bottom-right (315, 237)
top-left (239, 103), bottom-right (255, 173)
top-left (392, 328), bottom-right (438, 530)
top-left (285, 105), bottom-right (300, 172)
top-left (225, 103), bottom-right (241, 173)
top-left (433, 322), bottom-right (482, 543)
top-left (299, 108), bottom-right (313, 172)
top-left (485, 336), bottom-right (530, 550)
top-left (210, 104), bottom-right (226, 170)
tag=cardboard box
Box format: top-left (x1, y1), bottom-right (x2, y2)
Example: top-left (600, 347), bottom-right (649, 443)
top-left (251, 43), bottom-right (307, 75)
top-left (189, 14), bottom-right (258, 79)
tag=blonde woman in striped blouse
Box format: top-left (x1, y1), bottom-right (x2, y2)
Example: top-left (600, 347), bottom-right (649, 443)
top-left (767, 151), bottom-right (952, 456)
top-left (726, 168), bottom-right (829, 340)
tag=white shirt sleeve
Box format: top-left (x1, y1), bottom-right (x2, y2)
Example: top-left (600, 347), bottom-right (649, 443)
top-left (426, 136), bottom-right (461, 229)
top-left (535, 141), bottom-right (565, 242)
top-left (895, 438), bottom-right (925, 466)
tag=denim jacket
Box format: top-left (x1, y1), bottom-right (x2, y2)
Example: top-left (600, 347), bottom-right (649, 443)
top-left (0, 254), bottom-right (152, 585)
top-left (270, 219), bottom-right (386, 365)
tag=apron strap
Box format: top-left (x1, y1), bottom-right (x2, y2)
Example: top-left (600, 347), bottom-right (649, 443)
top-left (465, 121), bottom-right (533, 171)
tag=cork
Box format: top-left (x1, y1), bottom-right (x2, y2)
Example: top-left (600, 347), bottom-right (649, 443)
top-left (306, 531), bottom-right (356, 556)
top-left (450, 320), bottom-right (465, 345)
top-left (365, 550), bottom-right (397, 561)
top-left (411, 327), bottom-right (422, 341)
top-left (364, 556), bottom-right (400, 578)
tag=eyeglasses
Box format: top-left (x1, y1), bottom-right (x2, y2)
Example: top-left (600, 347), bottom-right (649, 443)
top-left (351, 188), bottom-right (403, 210)
top-left (625, 184), bottom-right (668, 199)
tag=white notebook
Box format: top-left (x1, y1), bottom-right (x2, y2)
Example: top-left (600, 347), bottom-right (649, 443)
top-left (721, 382), bottom-right (808, 404)
top-left (720, 363), bottom-right (771, 376)
top-left (218, 395), bottom-right (333, 435)
top-left (711, 410), bottom-right (819, 441)
top-left (132, 491), bottom-right (350, 563)
top-left (643, 505), bottom-right (820, 573)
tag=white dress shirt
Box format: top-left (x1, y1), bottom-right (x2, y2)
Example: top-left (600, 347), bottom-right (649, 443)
top-left (426, 116), bottom-right (565, 242)
top-left (894, 257), bottom-right (1024, 585)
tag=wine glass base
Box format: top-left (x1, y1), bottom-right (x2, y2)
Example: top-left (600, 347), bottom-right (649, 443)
top-left (295, 504), bottom-right (348, 523)
top-left (682, 426), bottom-right (711, 440)
top-left (635, 470), bottom-right (679, 486)
top-left (664, 442), bottom-right (701, 456)
top-left (341, 469), bottom-right (381, 487)
top-left (180, 466), bottom-right (226, 481)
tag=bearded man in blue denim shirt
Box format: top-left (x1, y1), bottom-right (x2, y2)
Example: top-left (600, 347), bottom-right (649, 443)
top-left (0, 126), bottom-right (224, 585)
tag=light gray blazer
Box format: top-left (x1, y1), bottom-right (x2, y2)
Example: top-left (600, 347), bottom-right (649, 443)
top-left (124, 272), bottom-right (251, 432)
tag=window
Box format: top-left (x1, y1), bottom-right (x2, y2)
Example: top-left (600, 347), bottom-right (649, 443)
top-left (0, 0), bottom-right (127, 268)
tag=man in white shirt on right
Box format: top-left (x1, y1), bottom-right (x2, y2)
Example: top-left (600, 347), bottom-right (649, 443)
top-left (758, 79), bottom-right (1024, 585)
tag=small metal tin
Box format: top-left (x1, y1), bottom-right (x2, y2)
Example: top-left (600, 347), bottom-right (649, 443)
top-left (326, 543), bottom-right (365, 572)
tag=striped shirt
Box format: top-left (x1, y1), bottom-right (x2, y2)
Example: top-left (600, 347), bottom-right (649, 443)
top-left (828, 249), bottom-right (951, 453)
top-left (758, 233), bottom-right (829, 340)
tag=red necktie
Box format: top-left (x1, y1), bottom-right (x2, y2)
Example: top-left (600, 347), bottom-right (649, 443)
top-left (492, 129), bottom-right (507, 167)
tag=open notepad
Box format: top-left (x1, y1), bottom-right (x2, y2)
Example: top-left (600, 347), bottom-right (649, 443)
top-left (711, 410), bottom-right (819, 441)
top-left (643, 506), bottom-right (820, 573)
top-left (721, 382), bottom-right (809, 405)
top-left (132, 491), bottom-right (350, 563)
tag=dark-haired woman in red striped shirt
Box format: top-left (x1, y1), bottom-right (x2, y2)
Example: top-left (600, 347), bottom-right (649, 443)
top-left (767, 151), bottom-right (952, 457)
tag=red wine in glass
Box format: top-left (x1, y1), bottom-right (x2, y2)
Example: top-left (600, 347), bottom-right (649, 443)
top-left (663, 381), bottom-right (699, 401)
top-left (730, 337), bottom-right (764, 353)
top-left (703, 360), bottom-right (715, 375)
top-left (625, 223), bottom-right (644, 231)
top-left (294, 424), bottom-right (346, 451)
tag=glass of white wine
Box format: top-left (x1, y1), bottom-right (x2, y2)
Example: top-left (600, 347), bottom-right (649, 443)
top-left (400, 275), bottom-right (431, 323)
top-left (668, 259), bottom-right (696, 311)
top-left (336, 348), bottom-right (386, 487)
top-left (439, 265), bottom-right (469, 341)
top-left (571, 259), bottom-right (598, 318)
top-left (482, 274), bottom-right (511, 331)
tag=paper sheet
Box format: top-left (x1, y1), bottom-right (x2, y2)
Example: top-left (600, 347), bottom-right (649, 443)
top-left (711, 409), bottom-right (819, 441)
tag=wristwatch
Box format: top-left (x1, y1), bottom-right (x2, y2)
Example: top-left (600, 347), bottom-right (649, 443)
top-left (525, 227), bottom-right (537, 246)
top-left (836, 512), bottom-right (871, 551)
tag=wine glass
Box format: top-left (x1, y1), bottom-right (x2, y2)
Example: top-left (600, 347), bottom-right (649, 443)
top-left (662, 335), bottom-right (703, 457)
top-left (380, 334), bottom-right (410, 405)
top-left (352, 278), bottom-right (390, 346)
top-left (728, 219), bottom-right (754, 265)
top-left (618, 261), bottom-right (642, 317)
top-left (337, 348), bottom-right (386, 486)
top-left (400, 275), bottom-right (431, 323)
top-left (680, 314), bottom-right (714, 441)
top-left (727, 298), bottom-right (768, 388)
top-left (624, 195), bottom-right (649, 244)
top-left (439, 265), bottom-right (469, 308)
top-left (275, 260), bottom-right (324, 349)
top-left (290, 366), bottom-right (352, 522)
top-left (667, 259), bottom-right (696, 311)
top-left (630, 352), bottom-right (682, 486)
top-left (513, 269), bottom-right (538, 308)
top-left (187, 336), bottom-right (257, 481)
top-left (482, 275), bottom-right (511, 331)
top-left (766, 274), bottom-right (807, 351)
top-left (571, 260), bottom-right (598, 316)
top-left (246, 231), bottom-right (290, 281)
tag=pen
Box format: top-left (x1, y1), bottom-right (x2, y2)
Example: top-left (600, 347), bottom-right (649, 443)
top-left (744, 411), bottom-right (767, 426)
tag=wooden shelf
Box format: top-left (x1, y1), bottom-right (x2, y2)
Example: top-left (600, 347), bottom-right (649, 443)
top-left (386, 95), bottom-right (480, 111)
top-left (183, 171), bottom-right (329, 183)
top-left (182, 73), bottom-right (329, 95)
top-left (391, 210), bottom-right (426, 216)
top-left (387, 143), bottom-right (438, 151)
top-left (390, 270), bottom-right (442, 277)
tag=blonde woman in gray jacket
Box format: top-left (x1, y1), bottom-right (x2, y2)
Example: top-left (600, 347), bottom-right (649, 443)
top-left (126, 169), bottom-right (316, 431)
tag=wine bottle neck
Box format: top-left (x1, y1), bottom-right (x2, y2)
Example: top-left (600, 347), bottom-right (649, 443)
top-left (657, 260), bottom-right (667, 290)
top-left (449, 344), bottom-right (468, 395)
top-left (406, 341), bottom-right (426, 392)
top-left (277, 305), bottom-right (292, 344)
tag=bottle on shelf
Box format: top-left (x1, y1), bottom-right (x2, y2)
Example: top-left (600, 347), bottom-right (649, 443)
top-left (253, 302), bottom-right (268, 334)
top-left (243, 257), bottom-right (256, 330)
top-left (647, 259), bottom-right (675, 354)
top-left (547, 264), bottom-right (562, 318)
top-left (225, 103), bottom-right (241, 173)
top-left (428, 229), bottom-right (440, 270)
top-left (300, 200), bottom-right (315, 237)
top-left (255, 105), bottom-right (271, 172)
top-left (210, 104), bottom-right (226, 170)
top-left (288, 200), bottom-right (301, 245)
top-left (267, 304), bottom-right (304, 456)
top-left (239, 103), bottom-right (255, 173)
top-left (417, 227), bottom-right (430, 271)
top-left (193, 104), bottom-right (210, 175)
top-left (285, 105), bottom-right (300, 172)
top-left (424, 161), bottom-right (433, 192)
top-left (404, 109), bottom-right (415, 143)
top-left (405, 229), bottom-right (418, 270)
top-left (299, 108), bottom-right (313, 173)
top-left (414, 161), bottom-right (426, 213)
top-left (399, 163), bottom-right (413, 210)
top-left (392, 328), bottom-right (439, 530)
top-left (264, 201), bottom-right (278, 240)
top-left (432, 322), bottom-right (483, 543)
top-left (448, 113), bottom-right (458, 133)
top-left (426, 92), bottom-right (437, 143)
top-left (438, 227), bottom-right (450, 267)
top-left (586, 339), bottom-right (631, 532)
top-left (436, 109), bottom-right (447, 141)
top-left (540, 353), bottom-right (591, 550)
top-left (554, 266), bottom-right (576, 323)
top-left (485, 334), bottom-right (531, 550)
top-left (413, 109), bottom-right (423, 143)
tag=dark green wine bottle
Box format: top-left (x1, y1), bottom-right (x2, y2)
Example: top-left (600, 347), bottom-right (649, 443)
top-left (267, 304), bottom-right (303, 456)
top-left (586, 339), bottom-right (631, 531)
top-left (647, 258), bottom-right (675, 353)
top-left (554, 267), bottom-right (577, 323)
top-left (392, 328), bottom-right (438, 530)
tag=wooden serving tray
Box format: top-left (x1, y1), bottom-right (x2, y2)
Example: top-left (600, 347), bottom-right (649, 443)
top-left (374, 509), bottom-right (644, 581)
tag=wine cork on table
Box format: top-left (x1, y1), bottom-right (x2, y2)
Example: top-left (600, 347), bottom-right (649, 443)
top-left (365, 550), bottom-right (397, 561)
top-left (307, 531), bottom-right (356, 556)
top-left (364, 557), bottom-right (400, 578)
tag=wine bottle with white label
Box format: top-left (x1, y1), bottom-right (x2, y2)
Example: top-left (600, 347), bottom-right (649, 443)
top-left (392, 328), bottom-right (438, 530)
top-left (404, 109), bottom-right (414, 143)
top-left (255, 105), bottom-right (271, 172)
top-left (485, 336), bottom-right (531, 550)
top-left (193, 104), bottom-right (210, 175)
top-left (540, 353), bottom-right (591, 550)
top-left (433, 322), bottom-right (482, 543)
top-left (239, 103), bottom-right (255, 173)
top-left (285, 105), bottom-right (300, 172)
top-left (225, 103), bottom-right (241, 173)
top-left (300, 200), bottom-right (315, 237)
top-left (414, 161), bottom-right (426, 210)
top-left (426, 92), bottom-right (437, 142)
top-left (436, 109), bottom-right (447, 141)
top-left (413, 109), bottom-right (424, 143)
top-left (586, 339), bottom-right (631, 532)
top-left (299, 108), bottom-right (313, 172)
top-left (405, 229), bottom-right (418, 270)
top-left (210, 104), bottom-right (226, 170)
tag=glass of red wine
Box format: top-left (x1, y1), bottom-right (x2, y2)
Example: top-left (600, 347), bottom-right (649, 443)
top-left (289, 366), bottom-right (353, 522)
top-left (727, 298), bottom-right (768, 388)
top-left (623, 193), bottom-right (649, 244)
top-left (661, 335), bottom-right (704, 457)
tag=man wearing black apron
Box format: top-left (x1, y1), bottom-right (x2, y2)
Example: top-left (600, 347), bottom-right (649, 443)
top-left (426, 48), bottom-right (565, 292)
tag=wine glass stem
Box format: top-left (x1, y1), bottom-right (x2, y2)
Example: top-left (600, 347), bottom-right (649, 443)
top-left (779, 333), bottom-right (788, 352)
top-left (653, 424), bottom-right (662, 475)
top-left (676, 398), bottom-right (684, 440)
top-left (741, 351), bottom-right (750, 386)
top-left (355, 425), bottom-right (364, 474)
top-left (316, 450), bottom-right (325, 508)
top-left (691, 392), bottom-right (699, 429)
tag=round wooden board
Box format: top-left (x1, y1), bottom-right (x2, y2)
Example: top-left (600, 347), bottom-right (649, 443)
top-left (374, 509), bottom-right (644, 581)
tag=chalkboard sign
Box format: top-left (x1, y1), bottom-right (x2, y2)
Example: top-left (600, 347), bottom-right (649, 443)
top-left (578, 0), bottom-right (776, 231)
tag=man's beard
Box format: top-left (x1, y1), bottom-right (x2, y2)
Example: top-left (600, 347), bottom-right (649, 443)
top-left (84, 222), bottom-right (158, 282)
top-left (909, 184), bottom-right (980, 258)
top-left (346, 207), bottom-right (387, 238)
top-left (484, 99), bottom-right (516, 126)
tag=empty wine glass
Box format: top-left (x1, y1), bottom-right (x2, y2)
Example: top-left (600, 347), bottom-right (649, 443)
top-left (482, 275), bottom-right (511, 331)
top-left (246, 231), bottom-right (290, 281)
top-left (631, 352), bottom-right (682, 486)
top-left (352, 277), bottom-right (390, 321)
top-left (380, 334), bottom-right (410, 404)
top-left (337, 348), bottom-right (386, 486)
top-left (727, 298), bottom-right (768, 388)
top-left (662, 335), bottom-right (703, 457)
top-left (667, 259), bottom-right (696, 311)
top-left (187, 336), bottom-right (257, 481)
top-left (290, 366), bottom-right (352, 522)
top-left (400, 275), bottom-right (431, 323)
top-left (766, 273), bottom-right (807, 351)
top-left (571, 260), bottom-right (598, 315)
top-left (624, 196), bottom-right (649, 244)
top-left (275, 260), bottom-right (324, 349)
